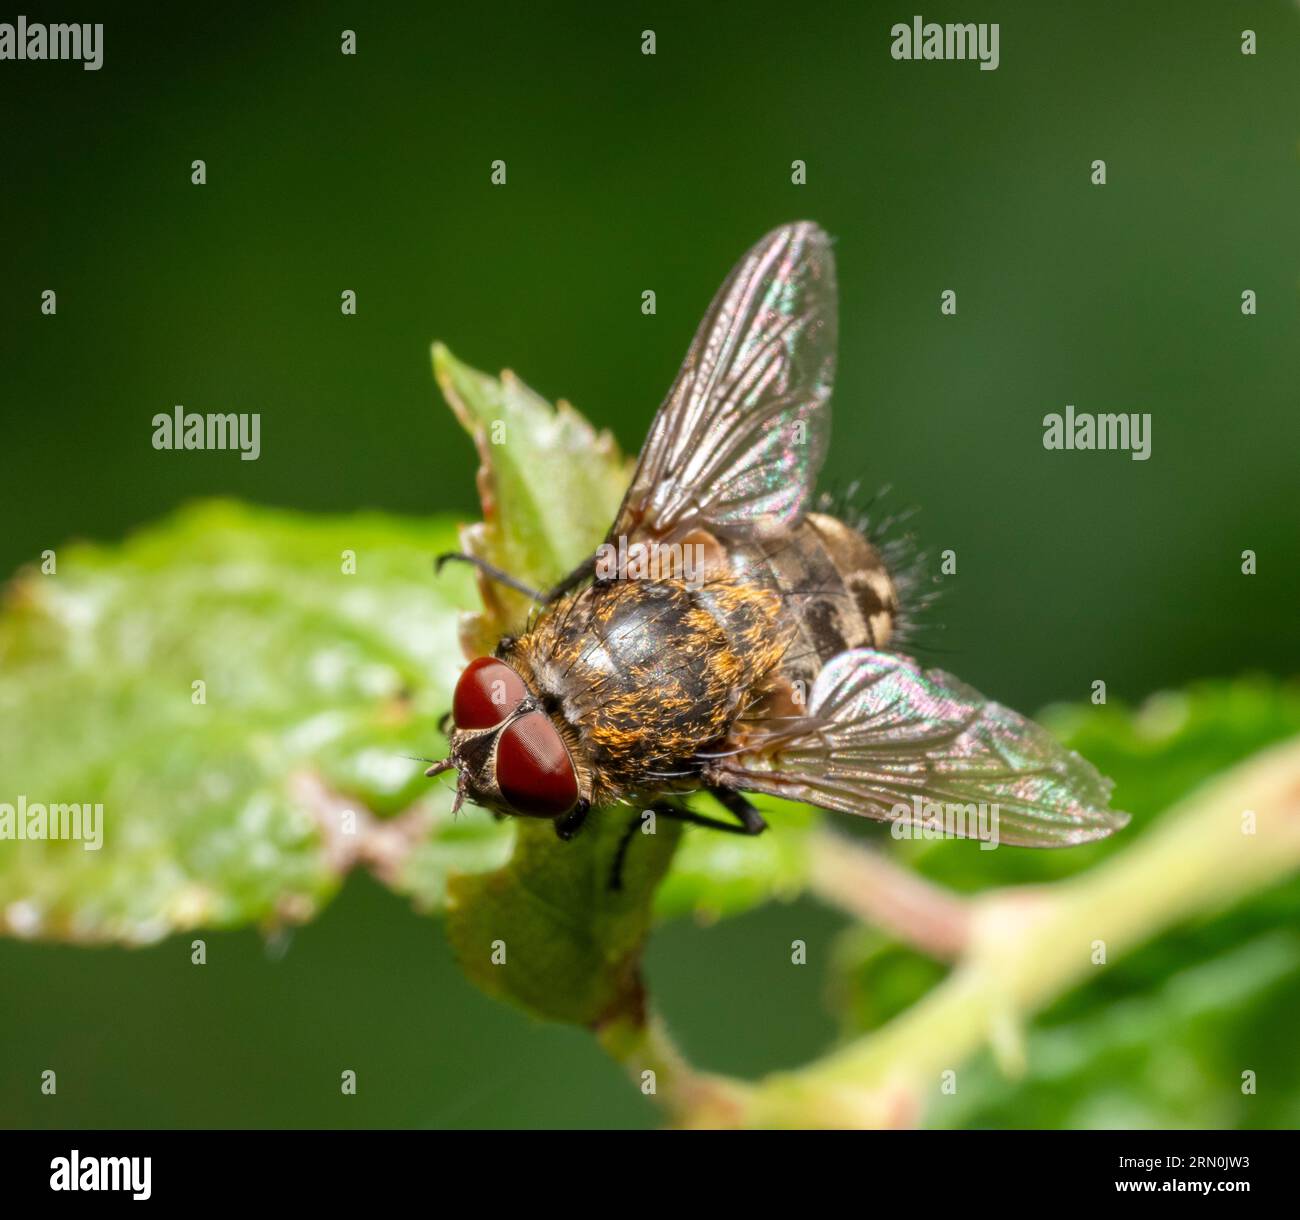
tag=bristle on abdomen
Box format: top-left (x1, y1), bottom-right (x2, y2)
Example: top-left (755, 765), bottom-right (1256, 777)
top-left (813, 485), bottom-right (939, 655)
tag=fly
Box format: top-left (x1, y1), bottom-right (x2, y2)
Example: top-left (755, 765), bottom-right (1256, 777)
top-left (428, 222), bottom-right (1128, 886)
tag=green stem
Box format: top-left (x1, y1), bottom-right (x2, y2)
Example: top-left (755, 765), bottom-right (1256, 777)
top-left (665, 733), bottom-right (1300, 1128)
top-left (595, 1010), bottom-right (753, 1127)
top-left (807, 831), bottom-right (972, 959)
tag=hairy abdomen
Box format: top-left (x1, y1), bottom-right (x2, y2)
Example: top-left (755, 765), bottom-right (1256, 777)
top-left (728, 513), bottom-right (899, 687)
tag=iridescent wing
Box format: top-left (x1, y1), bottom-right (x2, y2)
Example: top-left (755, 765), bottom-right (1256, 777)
top-left (710, 650), bottom-right (1129, 847)
top-left (609, 221), bottom-right (836, 545)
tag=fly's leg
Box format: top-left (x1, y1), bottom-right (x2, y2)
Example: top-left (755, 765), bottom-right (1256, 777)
top-left (553, 799), bottom-right (590, 841)
top-left (436, 550), bottom-right (598, 605)
top-left (654, 805), bottom-right (762, 835)
top-left (433, 552), bottom-right (544, 601)
top-left (644, 791), bottom-right (768, 837)
top-left (708, 786), bottom-right (768, 835)
top-left (606, 792), bottom-right (767, 892)
top-left (607, 811), bottom-right (645, 892)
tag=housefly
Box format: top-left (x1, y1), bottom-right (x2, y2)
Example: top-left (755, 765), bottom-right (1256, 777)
top-left (429, 222), bottom-right (1127, 879)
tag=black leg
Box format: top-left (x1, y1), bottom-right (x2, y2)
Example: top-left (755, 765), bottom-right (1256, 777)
top-left (645, 789), bottom-right (767, 837)
top-left (635, 792), bottom-right (768, 840)
top-left (553, 799), bottom-right (590, 841)
top-left (708, 786), bottom-right (769, 835)
top-left (434, 552), bottom-right (543, 601)
top-left (437, 550), bottom-right (599, 607)
top-left (607, 811), bottom-right (644, 892)
top-left (604, 794), bottom-right (766, 892)
top-left (655, 803), bottom-right (767, 836)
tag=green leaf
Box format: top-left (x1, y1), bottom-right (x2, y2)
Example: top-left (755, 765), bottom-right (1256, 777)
top-left (431, 342), bottom-right (630, 652)
top-left (447, 812), bottom-right (683, 1025)
top-left (0, 500), bottom-right (512, 944)
top-left (0, 346), bottom-right (639, 952)
top-left (0, 351), bottom-right (827, 960)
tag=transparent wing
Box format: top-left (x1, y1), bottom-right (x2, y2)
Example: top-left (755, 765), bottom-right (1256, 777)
top-left (610, 221), bottom-right (837, 545)
top-left (711, 650), bottom-right (1129, 847)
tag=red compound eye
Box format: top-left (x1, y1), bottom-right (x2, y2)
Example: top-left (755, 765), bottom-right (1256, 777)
top-left (496, 712), bottom-right (579, 817)
top-left (452, 657), bottom-right (527, 729)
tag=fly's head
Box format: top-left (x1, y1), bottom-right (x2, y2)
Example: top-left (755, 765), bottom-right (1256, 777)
top-left (427, 656), bottom-right (585, 821)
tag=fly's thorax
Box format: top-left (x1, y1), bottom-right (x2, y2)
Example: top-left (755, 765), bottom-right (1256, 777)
top-left (510, 574), bottom-right (787, 802)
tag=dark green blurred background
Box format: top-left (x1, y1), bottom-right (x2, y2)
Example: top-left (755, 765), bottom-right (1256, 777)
top-left (1, 1), bottom-right (1296, 1127)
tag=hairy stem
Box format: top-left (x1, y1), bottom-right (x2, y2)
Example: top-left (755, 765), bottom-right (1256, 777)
top-left (595, 1011), bottom-right (752, 1127)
